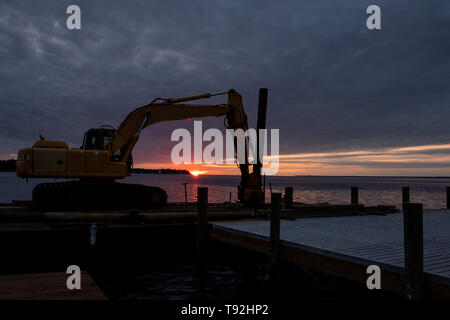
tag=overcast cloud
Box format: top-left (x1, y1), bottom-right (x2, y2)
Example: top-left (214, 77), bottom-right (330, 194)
top-left (1, 0), bottom-right (450, 174)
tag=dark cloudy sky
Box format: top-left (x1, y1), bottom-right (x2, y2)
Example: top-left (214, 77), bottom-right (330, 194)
top-left (1, 0), bottom-right (450, 175)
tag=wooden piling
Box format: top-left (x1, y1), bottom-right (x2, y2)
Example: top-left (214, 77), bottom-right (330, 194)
top-left (351, 187), bottom-right (358, 205)
top-left (255, 88), bottom-right (268, 177)
top-left (197, 187), bottom-right (208, 256)
top-left (447, 187), bottom-right (450, 210)
top-left (403, 203), bottom-right (424, 300)
top-left (182, 183), bottom-right (189, 206)
top-left (284, 187), bottom-right (293, 209)
top-left (270, 193), bottom-right (282, 277)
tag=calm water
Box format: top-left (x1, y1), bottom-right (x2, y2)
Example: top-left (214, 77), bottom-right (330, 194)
top-left (2, 172), bottom-right (450, 209)
top-left (88, 240), bottom-right (399, 301)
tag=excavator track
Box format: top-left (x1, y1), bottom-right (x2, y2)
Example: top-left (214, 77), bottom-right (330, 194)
top-left (32, 181), bottom-right (167, 210)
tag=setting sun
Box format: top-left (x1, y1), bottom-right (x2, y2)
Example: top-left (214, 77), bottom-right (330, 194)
top-left (189, 170), bottom-right (208, 176)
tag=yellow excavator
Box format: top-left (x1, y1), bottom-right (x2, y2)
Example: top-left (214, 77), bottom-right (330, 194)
top-left (16, 89), bottom-right (266, 209)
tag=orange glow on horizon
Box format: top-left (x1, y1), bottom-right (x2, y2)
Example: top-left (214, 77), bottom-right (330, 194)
top-left (132, 142), bottom-right (450, 176)
top-left (189, 170), bottom-right (208, 176)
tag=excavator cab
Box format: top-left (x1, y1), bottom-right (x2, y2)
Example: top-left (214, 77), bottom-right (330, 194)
top-left (81, 127), bottom-right (116, 150)
top-left (81, 127), bottom-right (133, 169)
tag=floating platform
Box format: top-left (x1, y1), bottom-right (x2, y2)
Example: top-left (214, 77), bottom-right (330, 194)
top-left (0, 271), bottom-right (107, 300)
top-left (210, 209), bottom-right (450, 299)
top-left (0, 201), bottom-right (397, 225)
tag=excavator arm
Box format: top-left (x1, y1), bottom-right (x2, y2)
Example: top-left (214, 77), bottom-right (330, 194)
top-left (109, 89), bottom-right (249, 172)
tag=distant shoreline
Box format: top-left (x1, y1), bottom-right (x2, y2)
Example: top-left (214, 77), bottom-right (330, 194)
top-left (1, 159), bottom-right (450, 177)
top-left (0, 159), bottom-right (189, 174)
top-left (130, 168), bottom-right (189, 175)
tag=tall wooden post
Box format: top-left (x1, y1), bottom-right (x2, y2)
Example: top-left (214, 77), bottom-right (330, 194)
top-left (447, 187), bottom-right (450, 210)
top-left (270, 193), bottom-right (282, 278)
top-left (197, 187), bottom-right (208, 257)
top-left (403, 203), bottom-right (424, 300)
top-left (284, 187), bottom-right (293, 209)
top-left (351, 187), bottom-right (358, 205)
top-left (255, 88), bottom-right (268, 178)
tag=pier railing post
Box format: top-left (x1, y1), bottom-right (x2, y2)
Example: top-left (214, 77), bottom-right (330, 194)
top-left (284, 187), bottom-right (293, 209)
top-left (351, 187), bottom-right (358, 205)
top-left (197, 187), bottom-right (208, 257)
top-left (447, 187), bottom-right (450, 210)
top-left (402, 187), bottom-right (410, 211)
top-left (270, 193), bottom-right (282, 278)
top-left (403, 203), bottom-right (424, 300)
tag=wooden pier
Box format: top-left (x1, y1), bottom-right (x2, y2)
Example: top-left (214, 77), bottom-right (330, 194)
top-left (210, 209), bottom-right (450, 299)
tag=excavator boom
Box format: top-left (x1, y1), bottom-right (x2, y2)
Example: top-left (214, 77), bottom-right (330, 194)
top-left (110, 89), bottom-right (247, 163)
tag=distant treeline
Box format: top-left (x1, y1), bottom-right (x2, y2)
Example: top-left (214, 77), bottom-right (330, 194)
top-left (130, 168), bottom-right (189, 174)
top-left (0, 159), bottom-right (16, 172)
top-left (0, 159), bottom-right (187, 174)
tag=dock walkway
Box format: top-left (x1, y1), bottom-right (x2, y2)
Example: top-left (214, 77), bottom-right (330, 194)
top-left (211, 210), bottom-right (450, 298)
